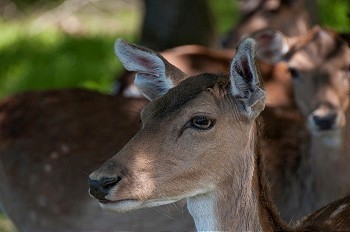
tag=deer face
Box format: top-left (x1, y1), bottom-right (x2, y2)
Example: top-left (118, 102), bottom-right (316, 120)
top-left (88, 38), bottom-right (265, 212)
top-left (254, 27), bottom-right (350, 133)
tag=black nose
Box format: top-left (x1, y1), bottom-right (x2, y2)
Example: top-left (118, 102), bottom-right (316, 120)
top-left (312, 113), bottom-right (337, 130)
top-left (88, 177), bottom-right (121, 202)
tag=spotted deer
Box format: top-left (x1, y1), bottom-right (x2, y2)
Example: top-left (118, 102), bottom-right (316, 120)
top-left (254, 26), bottom-right (350, 220)
top-left (89, 38), bottom-right (350, 231)
top-left (0, 90), bottom-right (195, 231)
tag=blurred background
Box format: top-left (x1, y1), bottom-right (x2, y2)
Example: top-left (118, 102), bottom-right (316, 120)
top-left (0, 0), bottom-right (349, 230)
top-left (0, 0), bottom-right (349, 99)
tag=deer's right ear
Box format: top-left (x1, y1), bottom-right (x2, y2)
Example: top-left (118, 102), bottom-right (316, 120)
top-left (230, 38), bottom-right (266, 119)
top-left (115, 39), bottom-right (186, 100)
top-left (252, 29), bottom-right (289, 63)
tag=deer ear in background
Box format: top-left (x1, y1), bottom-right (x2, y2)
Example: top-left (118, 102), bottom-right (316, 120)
top-left (252, 29), bottom-right (289, 63)
top-left (114, 39), bottom-right (186, 100)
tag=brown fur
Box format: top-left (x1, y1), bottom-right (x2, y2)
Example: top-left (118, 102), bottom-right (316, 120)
top-left (254, 26), bottom-right (350, 222)
top-left (90, 39), bottom-right (350, 230)
top-left (92, 72), bottom-right (350, 231)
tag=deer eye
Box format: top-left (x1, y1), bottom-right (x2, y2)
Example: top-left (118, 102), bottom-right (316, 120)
top-left (288, 67), bottom-right (300, 80)
top-left (191, 116), bottom-right (215, 130)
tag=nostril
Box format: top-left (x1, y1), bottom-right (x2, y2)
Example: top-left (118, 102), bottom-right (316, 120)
top-left (313, 113), bottom-right (337, 130)
top-left (101, 177), bottom-right (122, 191)
top-left (88, 176), bottom-right (122, 201)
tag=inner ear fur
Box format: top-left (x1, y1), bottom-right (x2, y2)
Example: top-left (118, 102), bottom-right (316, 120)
top-left (230, 38), bottom-right (266, 117)
top-left (114, 39), bottom-right (186, 100)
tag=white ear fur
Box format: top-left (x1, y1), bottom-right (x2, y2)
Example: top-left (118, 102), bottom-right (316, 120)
top-left (114, 39), bottom-right (174, 100)
top-left (230, 38), bottom-right (266, 116)
top-left (253, 29), bottom-right (289, 63)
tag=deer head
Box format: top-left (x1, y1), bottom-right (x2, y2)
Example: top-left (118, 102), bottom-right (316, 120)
top-left (88, 38), bottom-right (265, 223)
top-left (254, 27), bottom-right (350, 133)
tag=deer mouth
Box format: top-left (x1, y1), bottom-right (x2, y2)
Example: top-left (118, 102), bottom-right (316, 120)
top-left (98, 198), bottom-right (179, 212)
top-left (98, 199), bottom-right (142, 212)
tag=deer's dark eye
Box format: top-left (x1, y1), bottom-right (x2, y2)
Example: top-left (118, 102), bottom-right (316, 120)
top-left (191, 116), bottom-right (215, 130)
top-left (288, 67), bottom-right (300, 80)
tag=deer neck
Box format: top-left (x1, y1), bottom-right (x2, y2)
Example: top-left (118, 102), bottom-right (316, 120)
top-left (187, 124), bottom-right (287, 231)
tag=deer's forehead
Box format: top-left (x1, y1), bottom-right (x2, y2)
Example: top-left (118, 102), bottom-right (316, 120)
top-left (289, 31), bottom-right (348, 70)
top-left (141, 74), bottom-right (229, 120)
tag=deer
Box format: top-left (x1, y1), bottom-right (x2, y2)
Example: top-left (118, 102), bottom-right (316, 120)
top-left (220, 0), bottom-right (313, 109)
top-left (89, 38), bottom-right (350, 231)
top-left (0, 50), bottom-right (301, 231)
top-left (253, 26), bottom-right (350, 220)
top-left (221, 0), bottom-right (311, 48)
top-left (0, 89), bottom-right (195, 231)
top-left (0, 34), bottom-right (297, 232)
top-left (112, 16), bottom-right (305, 226)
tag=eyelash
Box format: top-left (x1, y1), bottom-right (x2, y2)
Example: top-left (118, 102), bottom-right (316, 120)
top-left (190, 116), bottom-right (215, 130)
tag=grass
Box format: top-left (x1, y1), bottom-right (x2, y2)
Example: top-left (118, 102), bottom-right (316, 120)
top-left (0, 212), bottom-right (17, 232)
top-left (0, 0), bottom-right (141, 98)
top-left (0, 22), bottom-right (122, 98)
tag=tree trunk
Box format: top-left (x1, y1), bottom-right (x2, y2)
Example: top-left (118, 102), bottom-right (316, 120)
top-left (140, 0), bottom-right (216, 51)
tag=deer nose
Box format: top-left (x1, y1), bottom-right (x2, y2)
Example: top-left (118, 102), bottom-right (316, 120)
top-left (88, 177), bottom-right (121, 202)
top-left (312, 112), bottom-right (337, 131)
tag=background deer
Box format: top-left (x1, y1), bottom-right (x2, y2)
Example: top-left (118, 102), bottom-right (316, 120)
top-left (89, 38), bottom-right (350, 231)
top-left (254, 26), bottom-right (350, 220)
top-left (221, 0), bottom-right (310, 48)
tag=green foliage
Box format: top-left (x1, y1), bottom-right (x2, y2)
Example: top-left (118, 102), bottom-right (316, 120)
top-left (11, 0), bottom-right (63, 10)
top-left (318, 0), bottom-right (350, 32)
top-left (0, 22), bottom-right (138, 98)
top-left (209, 0), bottom-right (238, 34)
top-left (0, 0), bottom-right (348, 99)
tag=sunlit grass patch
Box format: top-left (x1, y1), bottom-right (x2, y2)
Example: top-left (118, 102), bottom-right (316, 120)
top-left (0, 212), bottom-right (17, 232)
top-left (0, 26), bottom-right (122, 98)
top-left (0, 6), bottom-right (140, 98)
top-left (0, 0), bottom-right (141, 99)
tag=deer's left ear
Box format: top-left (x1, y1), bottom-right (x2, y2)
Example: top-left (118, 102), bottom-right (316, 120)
top-left (230, 38), bottom-right (266, 118)
top-left (114, 39), bottom-right (187, 100)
